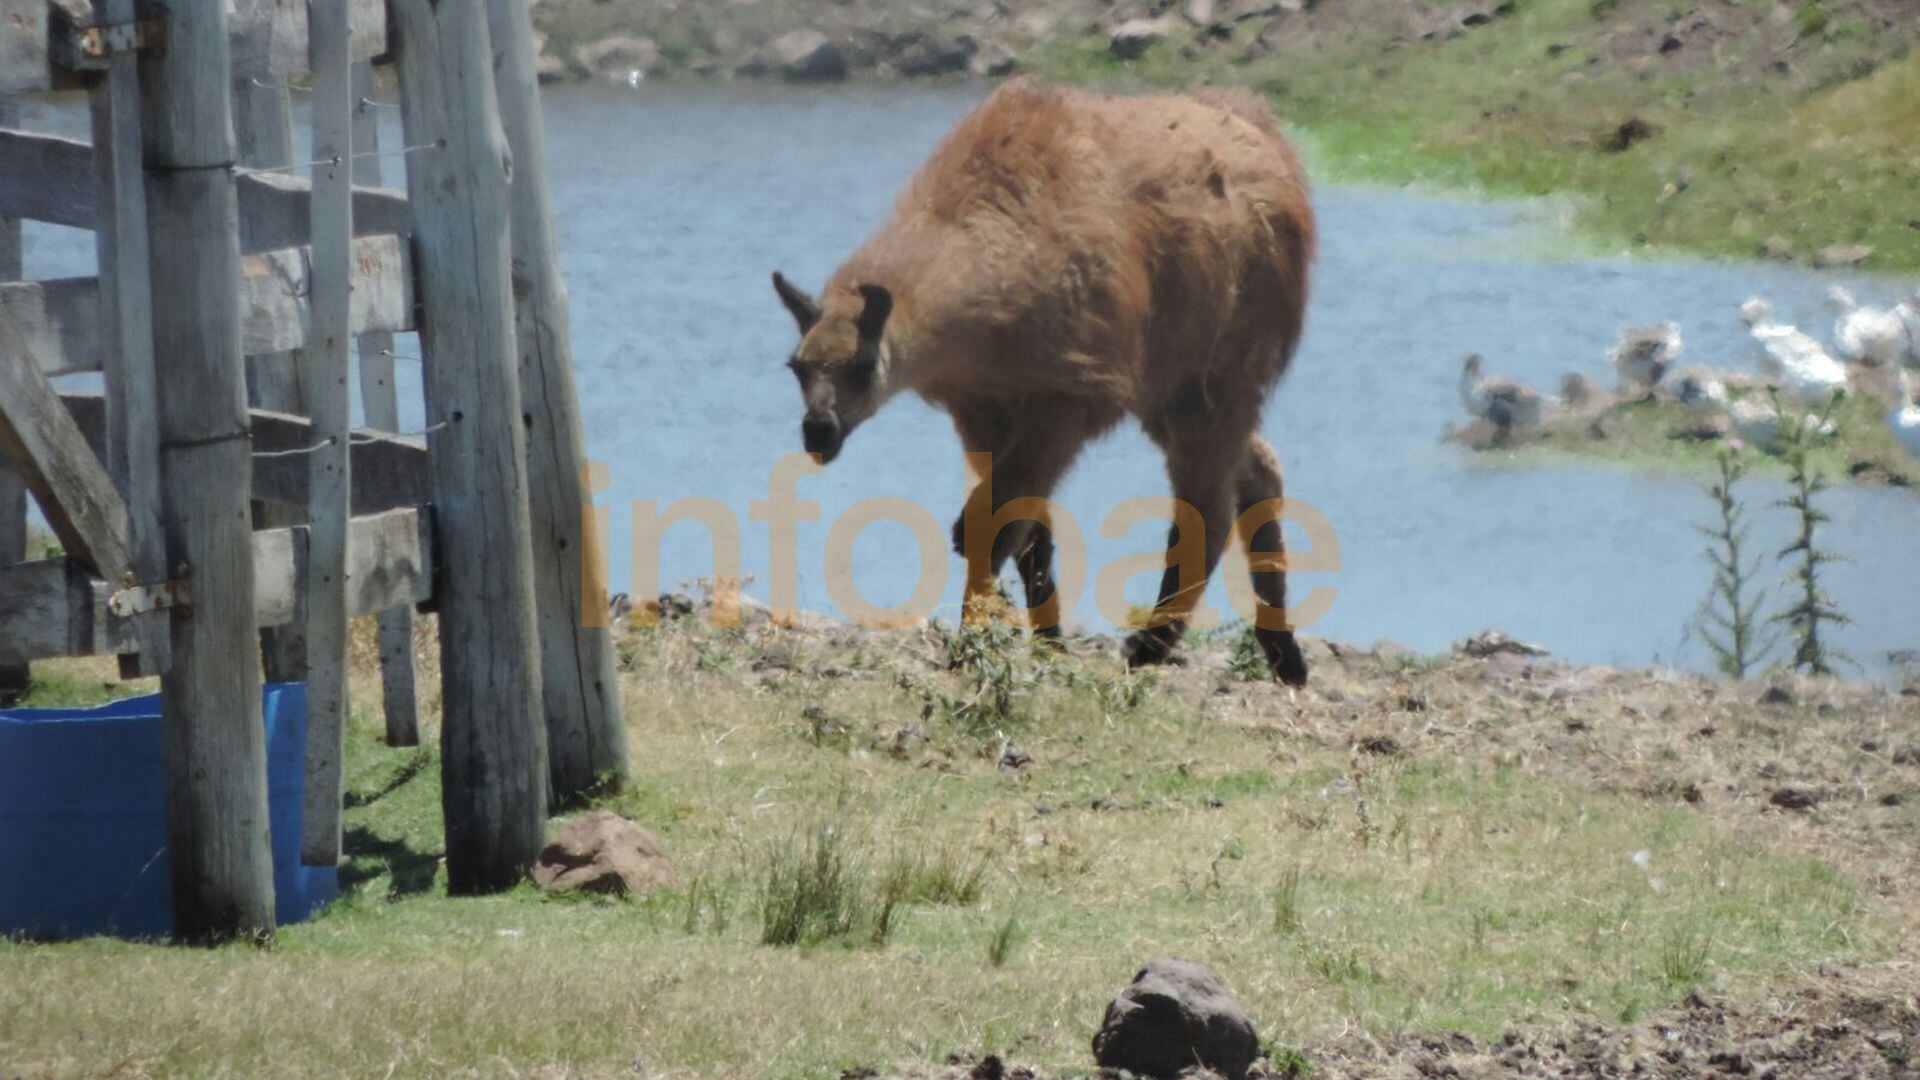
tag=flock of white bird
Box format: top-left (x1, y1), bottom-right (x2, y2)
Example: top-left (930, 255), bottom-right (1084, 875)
top-left (1459, 285), bottom-right (1920, 459)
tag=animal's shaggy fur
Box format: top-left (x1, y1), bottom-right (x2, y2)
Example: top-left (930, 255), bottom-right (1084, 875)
top-left (774, 78), bottom-right (1317, 682)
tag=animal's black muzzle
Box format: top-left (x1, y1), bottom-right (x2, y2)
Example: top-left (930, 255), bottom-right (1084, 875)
top-left (802, 415), bottom-right (842, 464)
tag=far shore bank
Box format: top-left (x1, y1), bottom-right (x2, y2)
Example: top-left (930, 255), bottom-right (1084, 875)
top-left (532, 0), bottom-right (1920, 274)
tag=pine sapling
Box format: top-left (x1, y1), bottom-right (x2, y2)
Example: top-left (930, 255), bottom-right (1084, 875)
top-left (1693, 449), bottom-right (1773, 679)
top-left (1769, 390), bottom-right (1853, 676)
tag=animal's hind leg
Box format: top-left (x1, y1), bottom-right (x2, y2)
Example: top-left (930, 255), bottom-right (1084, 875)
top-left (1123, 422), bottom-right (1245, 670)
top-left (1015, 516), bottom-right (1062, 642)
top-left (1236, 435), bottom-right (1308, 687)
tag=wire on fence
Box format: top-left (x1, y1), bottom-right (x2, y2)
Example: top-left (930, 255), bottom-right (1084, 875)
top-left (251, 421), bottom-right (449, 460)
top-left (234, 140), bottom-right (445, 178)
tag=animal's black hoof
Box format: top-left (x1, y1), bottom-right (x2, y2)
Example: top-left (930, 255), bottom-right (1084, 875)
top-left (1258, 627), bottom-right (1309, 688)
top-left (1123, 624), bottom-right (1184, 669)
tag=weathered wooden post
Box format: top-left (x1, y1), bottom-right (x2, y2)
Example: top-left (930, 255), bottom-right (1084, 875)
top-left (139, 0), bottom-right (276, 938)
top-left (227, 77), bottom-right (308, 685)
top-left (0, 96), bottom-right (26, 701)
top-left (87, 0), bottom-right (169, 680)
top-left (351, 59), bottom-right (422, 749)
top-left (229, 78), bottom-right (305, 421)
top-left (485, 0), bottom-right (629, 801)
top-left (298, 0), bottom-right (354, 867)
top-left (393, 0), bottom-right (550, 892)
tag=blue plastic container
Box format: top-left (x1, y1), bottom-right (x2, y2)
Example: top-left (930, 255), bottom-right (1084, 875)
top-left (0, 683), bottom-right (339, 939)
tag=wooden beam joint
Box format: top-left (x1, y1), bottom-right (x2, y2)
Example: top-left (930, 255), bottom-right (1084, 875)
top-left (53, 17), bottom-right (167, 70)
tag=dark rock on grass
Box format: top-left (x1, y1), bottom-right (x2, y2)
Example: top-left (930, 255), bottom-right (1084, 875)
top-left (1111, 18), bottom-right (1169, 60)
top-left (1769, 787), bottom-right (1821, 812)
top-left (1760, 685), bottom-right (1794, 706)
top-left (1458, 629), bottom-right (1549, 659)
top-left (533, 811), bottom-right (682, 896)
top-left (1092, 958), bottom-right (1259, 1080)
top-left (1358, 734), bottom-right (1404, 757)
top-left (1600, 116), bottom-right (1660, 152)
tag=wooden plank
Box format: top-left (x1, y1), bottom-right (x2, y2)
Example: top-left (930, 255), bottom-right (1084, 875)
top-left (232, 79), bottom-right (304, 424)
top-left (88, 18), bottom-right (169, 679)
top-left (0, 277), bottom-right (99, 378)
top-left (240, 234), bottom-right (414, 356)
top-left (59, 392), bottom-right (431, 515)
top-left (486, 0), bottom-right (629, 801)
top-left (298, 0), bottom-right (354, 865)
top-left (352, 56), bottom-right (420, 750)
top-left (238, 174), bottom-right (412, 255)
top-left (4, 237), bottom-right (414, 376)
top-left (395, 0), bottom-right (550, 893)
top-left (140, 0), bottom-right (276, 942)
top-left (0, 128), bottom-right (90, 228)
top-left (0, 315), bottom-right (135, 583)
top-left (229, 0), bottom-right (386, 81)
top-left (0, 0), bottom-right (48, 93)
top-left (256, 511), bottom-right (431, 625)
top-left (0, 128), bottom-right (410, 249)
top-left (0, 510), bottom-right (434, 665)
top-left (0, 558), bottom-right (95, 666)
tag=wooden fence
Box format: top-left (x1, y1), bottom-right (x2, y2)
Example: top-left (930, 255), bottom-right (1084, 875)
top-left (0, 0), bottom-right (627, 937)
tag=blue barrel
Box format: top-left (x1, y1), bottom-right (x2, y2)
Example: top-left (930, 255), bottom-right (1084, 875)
top-left (0, 683), bottom-right (339, 939)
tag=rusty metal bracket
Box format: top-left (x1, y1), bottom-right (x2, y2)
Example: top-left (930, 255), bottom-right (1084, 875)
top-left (51, 16), bottom-right (166, 71)
top-left (107, 579), bottom-right (190, 619)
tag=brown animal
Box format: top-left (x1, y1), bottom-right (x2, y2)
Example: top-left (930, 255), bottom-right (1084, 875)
top-left (771, 78), bottom-right (1316, 683)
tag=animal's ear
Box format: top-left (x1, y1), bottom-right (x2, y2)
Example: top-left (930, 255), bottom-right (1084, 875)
top-left (855, 284), bottom-right (893, 344)
top-left (772, 271), bottom-right (821, 335)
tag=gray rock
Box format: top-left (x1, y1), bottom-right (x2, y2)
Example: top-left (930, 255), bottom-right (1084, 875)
top-left (573, 35), bottom-right (661, 81)
top-left (1091, 958), bottom-right (1259, 1079)
top-left (1110, 18), bottom-right (1169, 60)
top-left (894, 33), bottom-right (976, 77)
top-left (771, 29), bottom-right (849, 82)
top-left (969, 38), bottom-right (1021, 77)
top-left (1813, 243), bottom-right (1873, 268)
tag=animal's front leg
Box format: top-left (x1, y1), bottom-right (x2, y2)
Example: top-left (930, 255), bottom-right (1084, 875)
top-left (1123, 478), bottom-right (1235, 670)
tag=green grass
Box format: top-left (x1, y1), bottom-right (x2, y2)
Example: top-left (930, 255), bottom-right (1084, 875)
top-left (1030, 0), bottom-right (1920, 272)
top-left (0, 624), bottom-right (1894, 1077)
top-left (1469, 387), bottom-right (1916, 486)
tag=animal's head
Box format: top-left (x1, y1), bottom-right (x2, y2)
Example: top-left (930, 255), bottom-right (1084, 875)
top-left (1461, 353), bottom-right (1484, 381)
top-left (772, 272), bottom-right (894, 465)
top-left (1824, 285), bottom-right (1857, 315)
top-left (1739, 297), bottom-right (1773, 328)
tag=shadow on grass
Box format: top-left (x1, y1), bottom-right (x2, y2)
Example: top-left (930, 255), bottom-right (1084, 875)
top-left (341, 826), bottom-right (441, 899)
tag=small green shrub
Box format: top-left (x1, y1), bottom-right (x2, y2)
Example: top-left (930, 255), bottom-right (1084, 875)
top-left (986, 911), bottom-right (1025, 968)
top-left (758, 823), bottom-right (896, 948)
top-left (879, 847), bottom-right (986, 908)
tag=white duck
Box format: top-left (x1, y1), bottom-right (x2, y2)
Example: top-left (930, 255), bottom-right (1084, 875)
top-left (1609, 321), bottom-right (1683, 396)
top-left (1827, 286), bottom-right (1910, 367)
top-left (1672, 367), bottom-right (1729, 415)
top-left (1460, 353), bottom-right (1544, 443)
top-left (1741, 297), bottom-right (1850, 406)
top-left (1892, 369), bottom-right (1920, 458)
